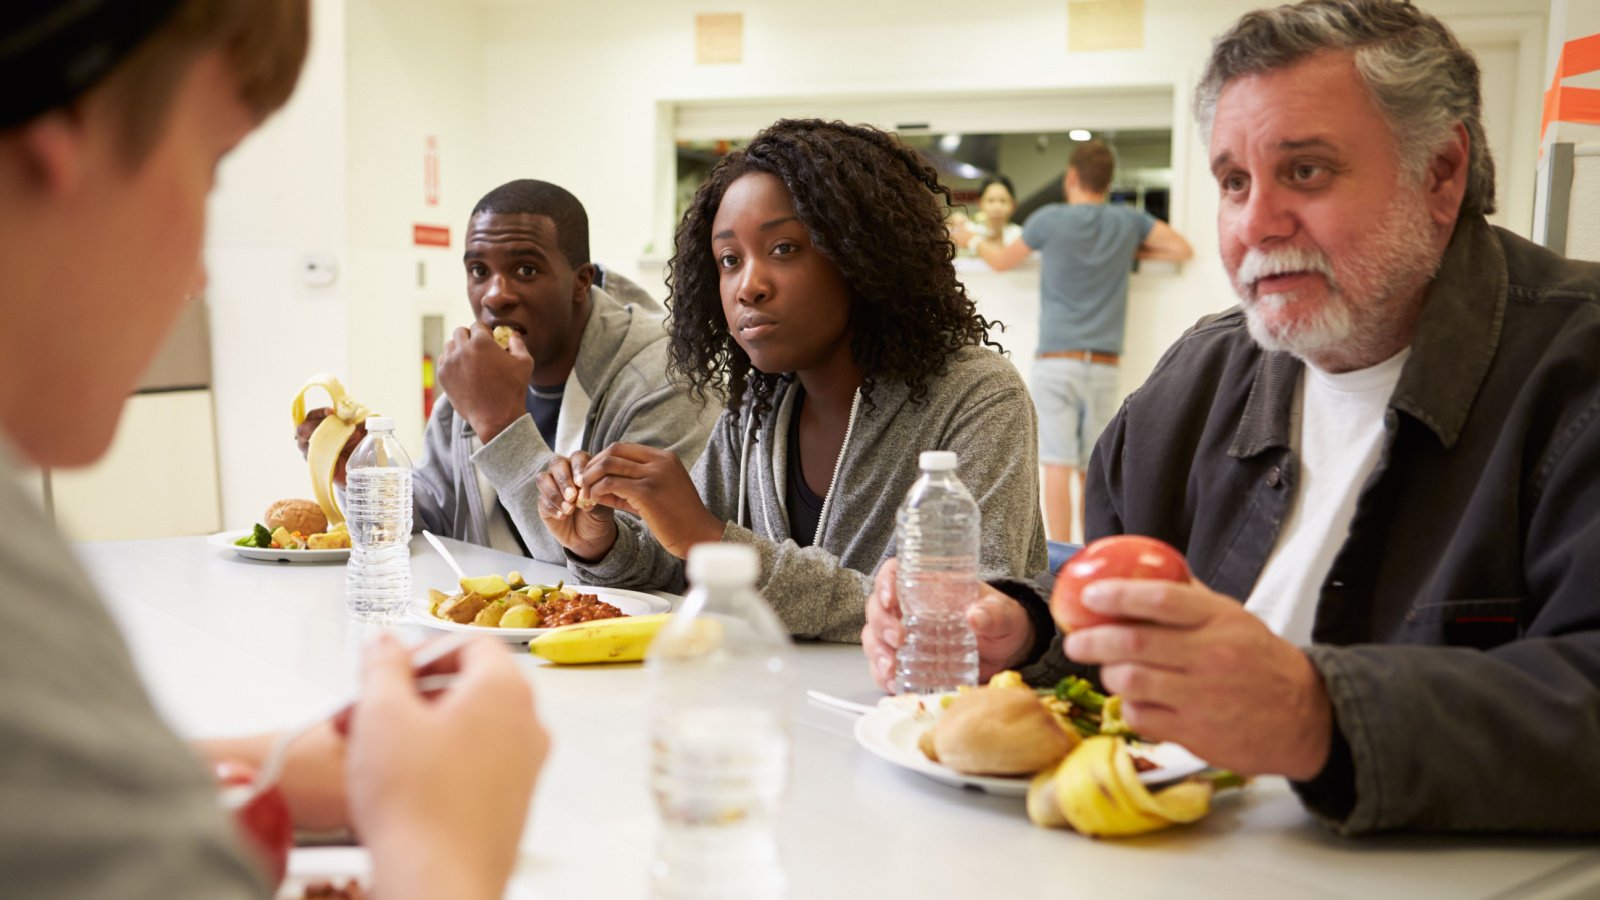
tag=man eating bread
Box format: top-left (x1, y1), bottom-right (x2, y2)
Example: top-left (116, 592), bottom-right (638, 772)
top-left (298, 180), bottom-right (716, 563)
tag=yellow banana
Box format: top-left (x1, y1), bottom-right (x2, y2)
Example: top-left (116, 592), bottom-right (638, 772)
top-left (1115, 738), bottom-right (1213, 824)
top-left (1141, 780), bottom-right (1214, 825)
top-left (1050, 735), bottom-right (1211, 837)
top-left (1092, 740), bottom-right (1172, 836)
top-left (644, 615), bottom-right (727, 662)
top-left (1026, 766), bottom-right (1071, 829)
top-left (528, 613), bottom-right (678, 664)
top-left (291, 374), bottom-right (371, 527)
top-left (1054, 735), bottom-right (1153, 836)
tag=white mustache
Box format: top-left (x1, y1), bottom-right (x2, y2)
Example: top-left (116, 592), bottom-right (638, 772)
top-left (1236, 246), bottom-right (1336, 295)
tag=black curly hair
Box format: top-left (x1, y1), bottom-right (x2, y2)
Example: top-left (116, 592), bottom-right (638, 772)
top-left (665, 118), bottom-right (1002, 428)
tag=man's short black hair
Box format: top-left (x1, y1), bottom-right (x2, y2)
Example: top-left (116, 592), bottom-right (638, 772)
top-left (470, 179), bottom-right (590, 268)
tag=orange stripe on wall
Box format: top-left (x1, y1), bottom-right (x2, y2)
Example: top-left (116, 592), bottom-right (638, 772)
top-left (1561, 32), bottom-right (1600, 79)
top-left (1542, 35), bottom-right (1600, 143)
top-left (1554, 86), bottom-right (1600, 126)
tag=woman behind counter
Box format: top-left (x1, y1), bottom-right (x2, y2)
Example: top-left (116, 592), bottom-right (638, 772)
top-left (950, 175), bottom-right (1025, 257)
top-left (535, 119), bottom-right (1048, 643)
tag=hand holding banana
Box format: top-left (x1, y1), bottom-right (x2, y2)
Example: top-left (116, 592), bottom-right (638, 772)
top-left (291, 374), bottom-right (371, 527)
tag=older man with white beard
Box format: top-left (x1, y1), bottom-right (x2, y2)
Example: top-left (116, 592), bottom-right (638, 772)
top-left (861, 0), bottom-right (1600, 836)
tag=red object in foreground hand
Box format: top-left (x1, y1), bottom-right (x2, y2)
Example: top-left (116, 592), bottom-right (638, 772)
top-left (1050, 535), bottom-right (1191, 632)
top-left (215, 761), bottom-right (294, 889)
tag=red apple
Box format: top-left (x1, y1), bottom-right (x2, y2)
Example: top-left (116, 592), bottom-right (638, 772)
top-left (1050, 535), bottom-right (1191, 632)
top-left (214, 760), bottom-right (294, 889)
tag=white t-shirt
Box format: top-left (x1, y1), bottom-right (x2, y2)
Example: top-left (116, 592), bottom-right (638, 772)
top-left (958, 221), bottom-right (1023, 256)
top-left (1243, 348), bottom-right (1410, 646)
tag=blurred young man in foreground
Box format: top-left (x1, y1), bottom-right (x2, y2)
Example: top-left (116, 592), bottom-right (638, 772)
top-left (0, 2), bottom-right (545, 896)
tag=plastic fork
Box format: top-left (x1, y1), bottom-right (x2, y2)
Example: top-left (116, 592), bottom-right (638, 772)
top-left (422, 529), bottom-right (467, 582)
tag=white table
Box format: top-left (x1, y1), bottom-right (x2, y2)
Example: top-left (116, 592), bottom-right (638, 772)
top-left (78, 535), bottom-right (1600, 899)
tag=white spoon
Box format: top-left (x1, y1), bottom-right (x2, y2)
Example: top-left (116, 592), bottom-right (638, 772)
top-left (421, 529), bottom-right (467, 582)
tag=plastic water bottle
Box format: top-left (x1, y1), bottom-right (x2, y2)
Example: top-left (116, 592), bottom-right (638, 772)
top-left (647, 543), bottom-right (794, 900)
top-left (343, 416), bottom-right (414, 623)
top-left (894, 450), bottom-right (980, 694)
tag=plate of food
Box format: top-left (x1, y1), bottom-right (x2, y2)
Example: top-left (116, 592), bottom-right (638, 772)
top-left (411, 570), bottom-right (671, 642)
top-left (852, 677), bottom-right (1207, 797)
top-left (210, 500), bottom-right (352, 563)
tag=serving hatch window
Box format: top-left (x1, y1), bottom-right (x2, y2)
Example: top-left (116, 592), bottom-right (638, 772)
top-left (671, 127), bottom-right (1174, 237)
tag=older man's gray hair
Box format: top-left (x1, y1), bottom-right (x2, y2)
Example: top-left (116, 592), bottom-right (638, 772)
top-left (1195, 0), bottom-right (1495, 216)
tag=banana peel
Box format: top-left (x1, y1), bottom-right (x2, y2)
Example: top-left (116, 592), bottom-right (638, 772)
top-left (1027, 735), bottom-right (1214, 838)
top-left (1026, 767), bottom-right (1071, 829)
top-left (291, 374), bottom-right (371, 527)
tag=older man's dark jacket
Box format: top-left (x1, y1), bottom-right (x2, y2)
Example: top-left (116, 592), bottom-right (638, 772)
top-left (1021, 215), bottom-right (1600, 835)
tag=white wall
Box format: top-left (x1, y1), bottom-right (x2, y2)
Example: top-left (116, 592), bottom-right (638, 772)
top-left (1569, 148), bottom-right (1600, 262)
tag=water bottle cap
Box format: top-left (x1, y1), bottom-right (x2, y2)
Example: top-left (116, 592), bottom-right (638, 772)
top-left (687, 543), bottom-right (759, 585)
top-left (919, 450), bottom-right (957, 471)
top-left (364, 416), bottom-right (395, 432)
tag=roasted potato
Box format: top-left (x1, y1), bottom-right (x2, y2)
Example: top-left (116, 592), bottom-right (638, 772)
top-left (500, 605), bottom-right (540, 629)
top-left (439, 591), bottom-right (488, 624)
top-left (472, 600), bottom-right (508, 628)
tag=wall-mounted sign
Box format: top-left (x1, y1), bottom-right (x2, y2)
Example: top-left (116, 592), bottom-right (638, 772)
top-left (424, 135), bottom-right (440, 207)
top-left (695, 13), bottom-right (743, 65)
top-left (1067, 0), bottom-right (1143, 53)
top-left (413, 224), bottom-right (450, 247)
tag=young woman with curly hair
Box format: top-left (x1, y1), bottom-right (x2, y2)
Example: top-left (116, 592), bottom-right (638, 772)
top-left (536, 119), bottom-right (1048, 643)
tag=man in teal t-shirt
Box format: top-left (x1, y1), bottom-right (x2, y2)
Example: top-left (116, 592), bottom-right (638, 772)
top-left (974, 141), bottom-right (1192, 540)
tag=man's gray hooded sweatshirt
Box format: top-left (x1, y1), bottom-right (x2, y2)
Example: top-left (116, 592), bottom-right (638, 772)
top-left (413, 272), bottom-right (717, 565)
top-left (569, 345), bottom-right (1049, 642)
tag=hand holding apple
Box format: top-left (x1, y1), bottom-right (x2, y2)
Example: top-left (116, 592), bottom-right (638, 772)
top-left (1050, 535), bottom-right (1191, 632)
top-left (215, 760), bottom-right (294, 889)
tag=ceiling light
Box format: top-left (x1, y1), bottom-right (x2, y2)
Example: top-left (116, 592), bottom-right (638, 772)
top-left (939, 133), bottom-right (962, 153)
top-left (1069, 129), bottom-right (1092, 141)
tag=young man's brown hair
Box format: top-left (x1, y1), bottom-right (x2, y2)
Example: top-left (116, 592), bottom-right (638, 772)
top-left (97, 0), bottom-right (309, 162)
top-left (1067, 140), bottom-right (1116, 194)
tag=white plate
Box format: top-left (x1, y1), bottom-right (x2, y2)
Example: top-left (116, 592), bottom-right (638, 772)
top-left (410, 585), bottom-right (671, 642)
top-left (853, 694), bottom-right (1207, 796)
top-left (208, 529), bottom-right (351, 563)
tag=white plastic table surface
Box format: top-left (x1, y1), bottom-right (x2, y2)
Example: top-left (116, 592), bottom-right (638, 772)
top-left (76, 535), bottom-right (1600, 899)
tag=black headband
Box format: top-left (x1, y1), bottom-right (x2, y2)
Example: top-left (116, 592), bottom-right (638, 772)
top-left (0, 0), bottom-right (187, 129)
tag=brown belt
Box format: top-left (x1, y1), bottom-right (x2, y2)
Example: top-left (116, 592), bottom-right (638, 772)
top-left (1039, 349), bottom-right (1119, 365)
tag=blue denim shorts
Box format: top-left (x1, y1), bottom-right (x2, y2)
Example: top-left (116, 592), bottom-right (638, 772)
top-left (1032, 356), bottom-right (1119, 469)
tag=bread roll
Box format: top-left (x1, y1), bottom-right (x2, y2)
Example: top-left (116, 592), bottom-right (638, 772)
top-left (933, 686), bottom-right (1078, 776)
top-left (264, 498), bottom-right (328, 536)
